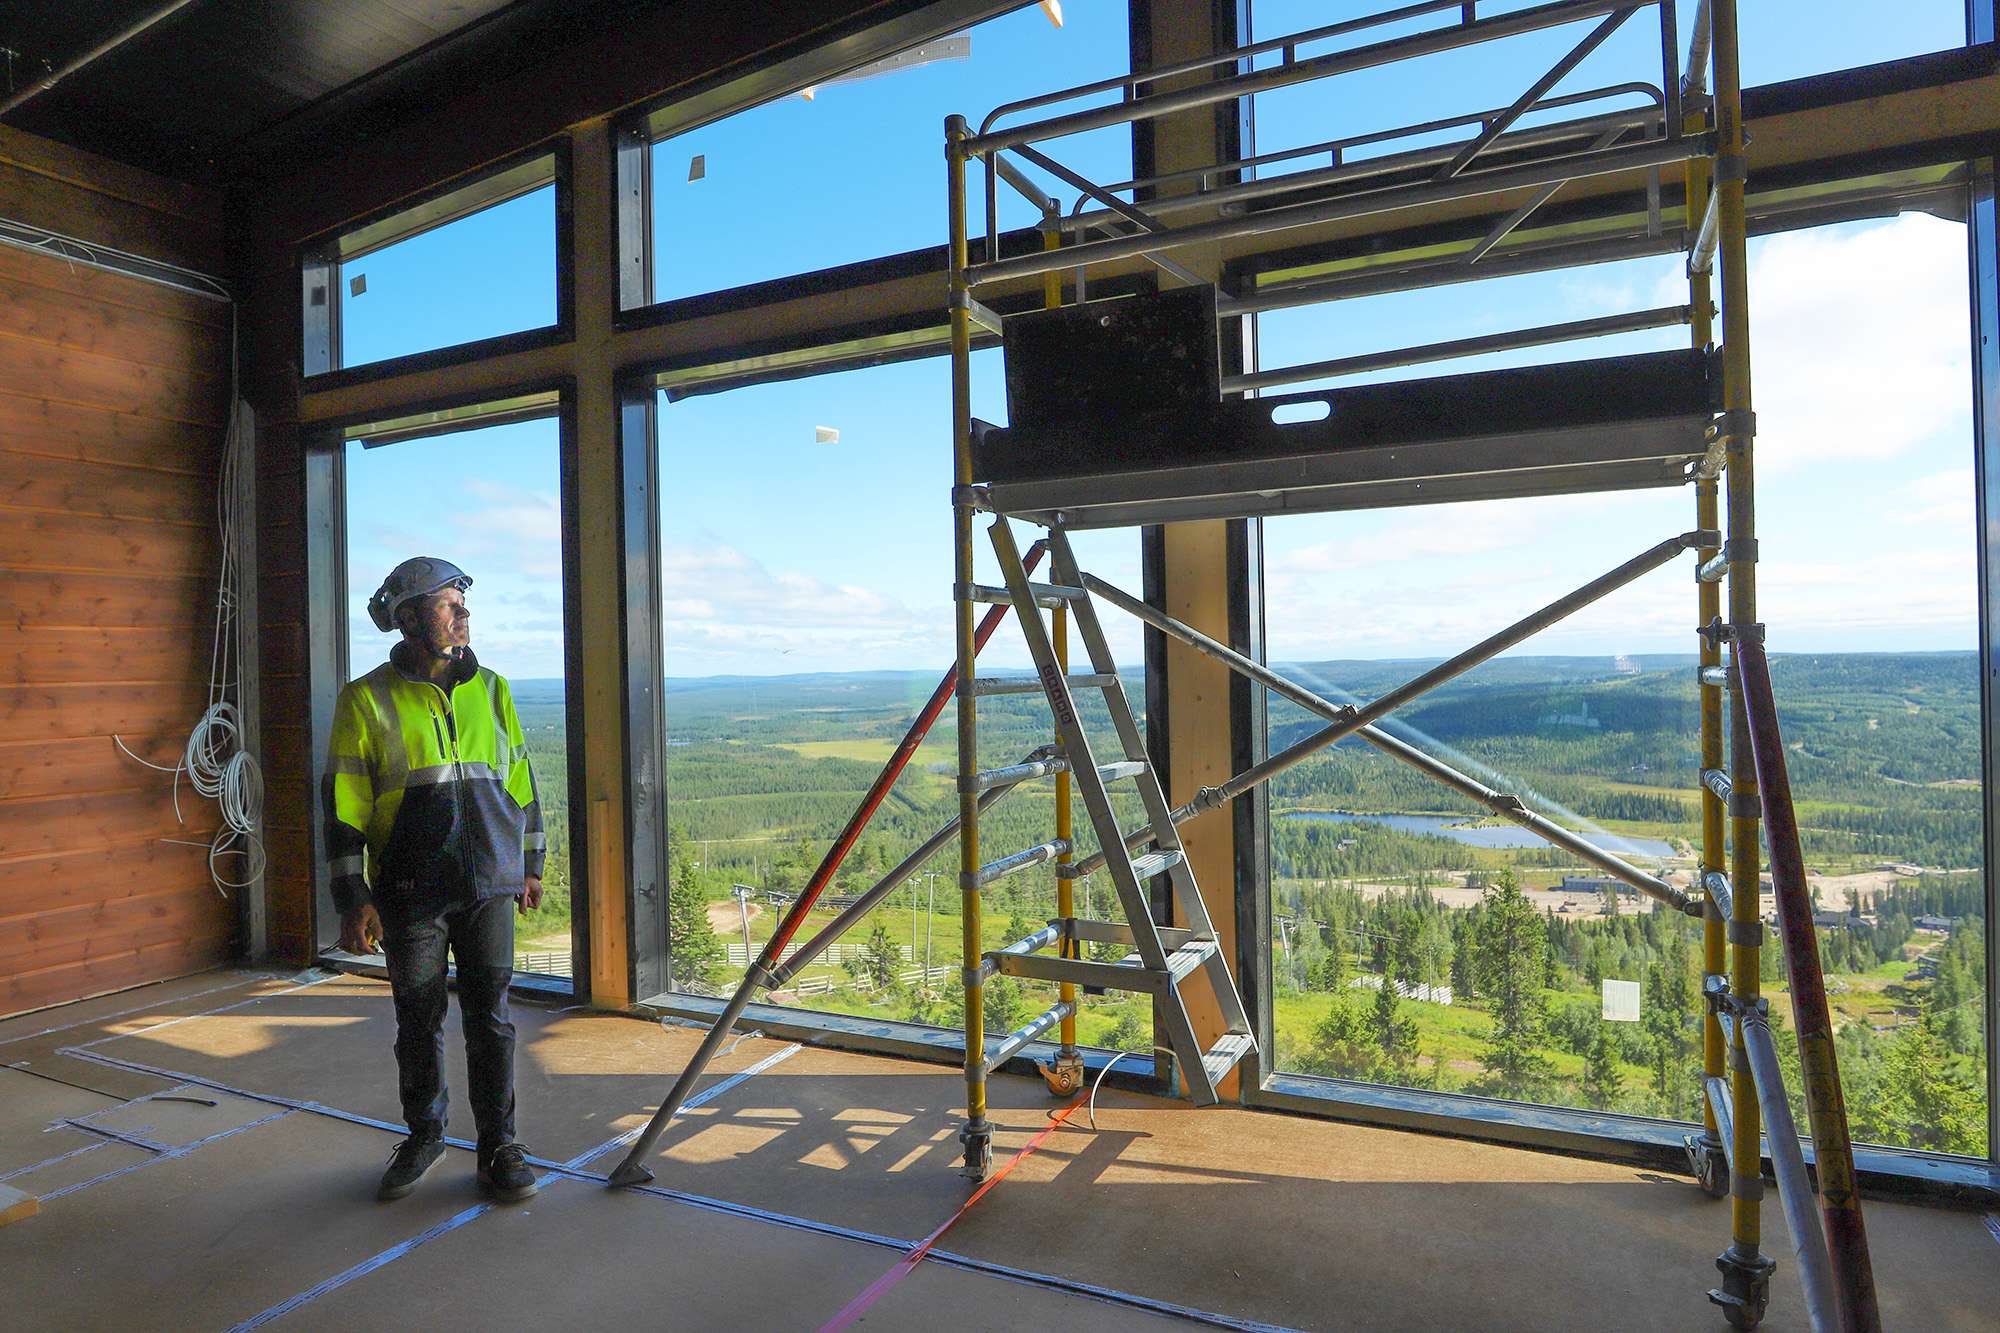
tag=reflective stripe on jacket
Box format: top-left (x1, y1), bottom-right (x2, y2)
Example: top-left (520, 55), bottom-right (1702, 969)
top-left (323, 643), bottom-right (544, 912)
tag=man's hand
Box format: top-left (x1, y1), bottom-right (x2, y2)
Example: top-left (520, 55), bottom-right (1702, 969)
top-left (339, 904), bottom-right (383, 955)
top-left (518, 877), bottom-right (543, 912)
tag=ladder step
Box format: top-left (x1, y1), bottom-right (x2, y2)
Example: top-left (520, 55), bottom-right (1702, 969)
top-left (971, 673), bottom-right (1116, 697)
top-left (1165, 939), bottom-right (1218, 986)
top-left (1200, 1032), bottom-right (1256, 1087)
top-left (1095, 760), bottom-right (1148, 782)
top-left (1056, 917), bottom-right (1195, 951)
top-left (978, 839), bottom-right (1071, 886)
top-left (1059, 846), bottom-right (1183, 880)
top-left (962, 580), bottom-right (1087, 610)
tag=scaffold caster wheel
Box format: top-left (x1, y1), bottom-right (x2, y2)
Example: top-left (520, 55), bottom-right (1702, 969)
top-left (1708, 1248), bottom-right (1774, 1330)
top-left (1039, 1054), bottom-right (1085, 1098)
top-left (1684, 1133), bottom-right (1728, 1200)
top-left (958, 1121), bottom-right (993, 1182)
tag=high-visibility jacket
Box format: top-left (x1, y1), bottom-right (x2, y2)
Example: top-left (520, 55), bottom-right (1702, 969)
top-left (323, 643), bottom-right (544, 913)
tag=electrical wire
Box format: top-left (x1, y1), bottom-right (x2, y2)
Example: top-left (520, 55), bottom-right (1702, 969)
top-left (110, 312), bottom-right (263, 897)
top-left (1084, 1045), bottom-right (1177, 1130)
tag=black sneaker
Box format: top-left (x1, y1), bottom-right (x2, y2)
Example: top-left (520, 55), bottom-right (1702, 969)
top-left (378, 1135), bottom-right (444, 1200)
top-left (477, 1142), bottom-right (540, 1202)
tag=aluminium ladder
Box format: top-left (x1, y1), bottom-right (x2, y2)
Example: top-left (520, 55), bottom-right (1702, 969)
top-left (962, 515), bottom-right (1256, 1127)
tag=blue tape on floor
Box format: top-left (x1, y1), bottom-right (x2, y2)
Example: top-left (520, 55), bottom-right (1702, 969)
top-left (72, 1029), bottom-right (1304, 1333)
top-left (221, 1201), bottom-right (497, 1333)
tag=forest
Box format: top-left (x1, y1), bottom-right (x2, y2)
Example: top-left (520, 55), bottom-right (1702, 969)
top-left (506, 650), bottom-right (1988, 1157)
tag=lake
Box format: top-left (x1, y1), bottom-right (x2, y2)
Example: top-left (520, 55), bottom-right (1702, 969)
top-left (1285, 810), bottom-right (1676, 858)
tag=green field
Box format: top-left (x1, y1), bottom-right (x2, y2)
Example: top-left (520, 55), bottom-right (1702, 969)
top-left (507, 652), bottom-right (1988, 1157)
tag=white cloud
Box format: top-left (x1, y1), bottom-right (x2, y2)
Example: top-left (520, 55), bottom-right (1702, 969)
top-left (1730, 214), bottom-right (1968, 473)
top-left (1882, 468), bottom-right (1975, 530)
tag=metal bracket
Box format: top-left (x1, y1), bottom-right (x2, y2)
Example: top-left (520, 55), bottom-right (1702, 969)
top-left (1728, 918), bottom-right (1764, 948)
top-left (1712, 153), bottom-right (1749, 184)
top-left (1723, 538), bottom-right (1758, 563)
top-left (1727, 792), bottom-right (1761, 820)
top-left (950, 289), bottom-right (1005, 335)
top-left (951, 483), bottom-right (991, 509)
top-left (1679, 528), bottom-right (1723, 549)
top-left (1708, 408), bottom-right (1757, 442)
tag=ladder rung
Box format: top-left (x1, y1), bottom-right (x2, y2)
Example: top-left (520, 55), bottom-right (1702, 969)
top-left (1095, 760), bottom-right (1148, 783)
top-left (1166, 939), bottom-right (1218, 986)
top-left (971, 672), bottom-right (1116, 697)
top-left (1128, 850), bottom-right (1183, 881)
top-left (969, 756), bottom-right (1069, 791)
top-left (1200, 1032), bottom-right (1256, 1086)
top-left (961, 581), bottom-right (1087, 610)
top-left (992, 951), bottom-right (1163, 994)
top-left (1055, 918), bottom-right (1195, 951)
top-left (978, 840), bottom-right (1071, 886)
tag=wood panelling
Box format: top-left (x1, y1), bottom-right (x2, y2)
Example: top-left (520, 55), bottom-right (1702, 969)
top-left (3, 571), bottom-right (212, 629)
top-left (0, 510), bottom-right (217, 580)
top-left (0, 128), bottom-right (233, 1018)
top-left (0, 682), bottom-right (212, 741)
top-left (1, 451), bottom-right (219, 529)
top-left (0, 395), bottom-right (219, 473)
top-left (0, 328), bottom-right (225, 426)
top-left (0, 837), bottom-right (212, 916)
top-left (1, 935), bottom-right (235, 1021)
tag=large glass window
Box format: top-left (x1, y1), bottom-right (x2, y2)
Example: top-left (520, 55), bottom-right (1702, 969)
top-left (330, 161), bottom-right (557, 371)
top-left (653, 351), bottom-right (1143, 1038)
top-left (342, 419), bottom-right (573, 978)
top-left (1256, 215), bottom-right (1986, 1157)
top-left (649, 0), bottom-right (1130, 302)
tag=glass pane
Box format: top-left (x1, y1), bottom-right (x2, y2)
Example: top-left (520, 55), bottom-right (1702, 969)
top-left (1259, 215), bottom-right (1986, 1156)
top-left (655, 351), bottom-right (1142, 1043)
top-left (650, 1), bottom-right (1130, 302)
top-left (342, 420), bottom-right (573, 978)
top-left (1247, 0), bottom-right (1965, 99)
top-left (340, 187), bottom-right (556, 369)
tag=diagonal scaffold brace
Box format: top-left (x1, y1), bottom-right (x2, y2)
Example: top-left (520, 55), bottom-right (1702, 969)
top-left (604, 543), bottom-right (1048, 1188)
top-left (1063, 526), bottom-right (1717, 884)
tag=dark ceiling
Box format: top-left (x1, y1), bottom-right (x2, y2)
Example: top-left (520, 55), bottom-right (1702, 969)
top-left (0, 0), bottom-right (675, 186)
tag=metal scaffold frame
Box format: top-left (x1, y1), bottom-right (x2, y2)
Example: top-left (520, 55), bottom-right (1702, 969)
top-left (936, 2), bottom-right (1881, 1329)
top-left (604, 5), bottom-right (1883, 1329)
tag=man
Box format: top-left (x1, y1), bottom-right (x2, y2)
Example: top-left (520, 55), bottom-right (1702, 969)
top-left (324, 556), bottom-right (546, 1202)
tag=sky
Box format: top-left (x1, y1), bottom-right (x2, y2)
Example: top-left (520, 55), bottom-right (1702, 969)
top-left (342, 0), bottom-right (1977, 681)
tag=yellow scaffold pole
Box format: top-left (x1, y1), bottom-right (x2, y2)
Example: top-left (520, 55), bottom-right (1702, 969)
top-left (947, 114), bottom-right (992, 1181)
top-left (1710, 0), bottom-right (1775, 1324)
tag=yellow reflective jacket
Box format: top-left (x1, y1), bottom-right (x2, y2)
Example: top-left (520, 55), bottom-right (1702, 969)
top-left (323, 643), bottom-right (544, 912)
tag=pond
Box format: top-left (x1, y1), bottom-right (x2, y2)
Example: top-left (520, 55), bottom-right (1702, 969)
top-left (1284, 810), bottom-right (1676, 858)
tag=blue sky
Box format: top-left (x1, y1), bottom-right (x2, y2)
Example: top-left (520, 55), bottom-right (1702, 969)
top-left (343, 0), bottom-right (1975, 680)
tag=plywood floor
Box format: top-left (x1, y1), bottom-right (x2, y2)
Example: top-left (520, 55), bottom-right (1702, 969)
top-left (1, 968), bottom-right (1994, 1332)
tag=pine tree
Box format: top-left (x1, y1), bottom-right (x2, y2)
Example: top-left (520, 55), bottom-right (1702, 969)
top-left (1583, 1027), bottom-right (1625, 1110)
top-left (668, 857), bottom-right (725, 986)
top-left (1865, 1002), bottom-right (1983, 1154)
top-left (983, 975), bottom-right (1025, 1035)
top-left (844, 920), bottom-right (905, 993)
top-left (1475, 870), bottom-right (1554, 1092)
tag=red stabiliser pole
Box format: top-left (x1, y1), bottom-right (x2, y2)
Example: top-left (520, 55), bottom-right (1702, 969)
top-left (752, 541), bottom-right (1048, 967)
top-left (1734, 633), bottom-right (1881, 1333)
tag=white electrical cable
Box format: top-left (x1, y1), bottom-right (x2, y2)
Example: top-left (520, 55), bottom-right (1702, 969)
top-left (110, 313), bottom-right (263, 897)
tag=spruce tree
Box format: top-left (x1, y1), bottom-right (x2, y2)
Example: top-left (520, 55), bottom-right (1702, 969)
top-left (1475, 870), bottom-right (1554, 1092)
top-left (1583, 1027), bottom-right (1625, 1110)
top-left (669, 857), bottom-right (725, 986)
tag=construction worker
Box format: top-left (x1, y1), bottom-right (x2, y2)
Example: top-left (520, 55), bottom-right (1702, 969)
top-left (324, 556), bottom-right (545, 1203)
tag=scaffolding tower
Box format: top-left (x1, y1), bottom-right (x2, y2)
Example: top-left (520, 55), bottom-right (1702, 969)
top-left (941, 2), bottom-right (1878, 1329)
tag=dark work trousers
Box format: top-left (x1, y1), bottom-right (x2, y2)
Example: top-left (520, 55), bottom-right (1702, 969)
top-left (380, 893), bottom-right (517, 1148)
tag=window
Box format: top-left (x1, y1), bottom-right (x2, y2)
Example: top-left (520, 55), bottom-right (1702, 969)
top-left (1255, 217), bottom-right (1987, 1157)
top-left (647, 1), bottom-right (1130, 302)
top-left (652, 352), bottom-right (1140, 1030)
top-left (342, 416), bottom-right (574, 980)
top-left (312, 156), bottom-right (559, 373)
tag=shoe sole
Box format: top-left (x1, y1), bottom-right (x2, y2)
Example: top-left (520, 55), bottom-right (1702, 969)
top-left (377, 1154), bottom-right (442, 1201)
top-left (478, 1170), bottom-right (540, 1203)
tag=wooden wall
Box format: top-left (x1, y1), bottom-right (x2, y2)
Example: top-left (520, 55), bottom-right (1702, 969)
top-left (0, 125), bottom-right (234, 1018)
